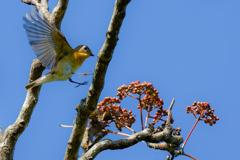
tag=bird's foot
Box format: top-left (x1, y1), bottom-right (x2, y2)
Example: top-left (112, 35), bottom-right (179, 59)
top-left (75, 81), bottom-right (89, 88)
top-left (72, 71), bottom-right (92, 77)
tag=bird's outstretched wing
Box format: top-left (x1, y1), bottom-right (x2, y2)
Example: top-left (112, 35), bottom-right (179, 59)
top-left (23, 8), bottom-right (73, 69)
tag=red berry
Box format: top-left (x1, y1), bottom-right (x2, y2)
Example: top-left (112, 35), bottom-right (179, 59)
top-left (147, 83), bottom-right (152, 87)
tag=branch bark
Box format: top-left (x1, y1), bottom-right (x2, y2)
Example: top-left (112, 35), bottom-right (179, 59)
top-left (80, 129), bottom-right (152, 160)
top-left (21, 0), bottom-right (69, 30)
top-left (50, 0), bottom-right (69, 29)
top-left (0, 1), bottom-right (69, 159)
top-left (63, 0), bottom-right (131, 159)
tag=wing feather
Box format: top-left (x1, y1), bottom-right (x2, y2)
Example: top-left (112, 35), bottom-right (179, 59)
top-left (23, 8), bottom-right (72, 69)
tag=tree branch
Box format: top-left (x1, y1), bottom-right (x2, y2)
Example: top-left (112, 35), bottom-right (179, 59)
top-left (21, 0), bottom-right (50, 21)
top-left (80, 129), bottom-right (152, 160)
top-left (0, 59), bottom-right (45, 160)
top-left (21, 0), bottom-right (69, 30)
top-left (166, 98), bottom-right (175, 127)
top-left (21, 0), bottom-right (37, 5)
top-left (41, 0), bottom-right (49, 10)
top-left (63, 0), bottom-right (131, 159)
top-left (50, 0), bottom-right (69, 29)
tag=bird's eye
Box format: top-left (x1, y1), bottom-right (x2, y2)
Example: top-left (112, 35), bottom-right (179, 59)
top-left (84, 47), bottom-right (88, 50)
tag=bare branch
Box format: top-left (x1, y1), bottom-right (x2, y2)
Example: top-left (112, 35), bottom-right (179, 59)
top-left (21, 0), bottom-right (68, 30)
top-left (50, 0), bottom-right (69, 29)
top-left (21, 0), bottom-right (51, 27)
top-left (0, 59), bottom-right (45, 160)
top-left (166, 98), bottom-right (175, 127)
top-left (21, 0), bottom-right (37, 5)
top-left (41, 0), bottom-right (49, 10)
top-left (64, 0), bottom-right (131, 159)
top-left (80, 129), bottom-right (152, 160)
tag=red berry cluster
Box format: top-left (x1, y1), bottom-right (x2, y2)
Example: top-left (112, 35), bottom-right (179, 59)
top-left (116, 81), bottom-right (169, 126)
top-left (97, 97), bottom-right (136, 131)
top-left (117, 81), bottom-right (161, 102)
top-left (186, 101), bottom-right (219, 126)
top-left (96, 81), bottom-right (170, 132)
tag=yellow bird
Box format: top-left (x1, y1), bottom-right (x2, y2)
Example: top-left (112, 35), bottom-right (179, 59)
top-left (23, 8), bottom-right (94, 90)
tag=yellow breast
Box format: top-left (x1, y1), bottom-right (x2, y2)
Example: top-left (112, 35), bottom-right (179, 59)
top-left (70, 51), bottom-right (90, 71)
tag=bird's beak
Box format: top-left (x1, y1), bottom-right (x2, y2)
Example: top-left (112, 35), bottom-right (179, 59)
top-left (90, 53), bottom-right (94, 57)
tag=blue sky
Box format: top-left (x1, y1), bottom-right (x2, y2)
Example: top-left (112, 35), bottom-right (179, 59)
top-left (0, 0), bottom-right (239, 160)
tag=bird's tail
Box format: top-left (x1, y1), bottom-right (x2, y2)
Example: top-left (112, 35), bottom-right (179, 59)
top-left (25, 74), bottom-right (53, 90)
top-left (25, 81), bottom-right (37, 90)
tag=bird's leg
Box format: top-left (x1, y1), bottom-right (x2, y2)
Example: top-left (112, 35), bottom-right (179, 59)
top-left (71, 71), bottom-right (92, 77)
top-left (69, 78), bottom-right (89, 88)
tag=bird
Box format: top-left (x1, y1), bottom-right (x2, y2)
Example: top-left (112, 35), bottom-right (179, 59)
top-left (23, 8), bottom-right (94, 90)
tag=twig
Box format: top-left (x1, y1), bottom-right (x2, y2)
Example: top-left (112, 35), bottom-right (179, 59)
top-left (138, 96), bottom-right (144, 130)
top-left (183, 153), bottom-right (197, 160)
top-left (117, 120), bottom-right (136, 133)
top-left (60, 125), bottom-right (73, 128)
top-left (101, 129), bottom-right (131, 137)
top-left (116, 120), bottom-right (136, 133)
top-left (144, 111), bottom-right (150, 128)
top-left (124, 125), bottom-right (136, 133)
top-left (182, 110), bottom-right (205, 149)
top-left (166, 98), bottom-right (175, 127)
top-left (182, 118), bottom-right (199, 149)
top-left (127, 93), bottom-right (138, 99)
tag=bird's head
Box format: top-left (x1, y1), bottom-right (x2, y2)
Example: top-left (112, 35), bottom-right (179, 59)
top-left (74, 45), bottom-right (94, 58)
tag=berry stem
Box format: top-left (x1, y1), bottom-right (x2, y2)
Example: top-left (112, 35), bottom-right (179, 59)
top-left (182, 110), bottom-right (206, 149)
top-left (137, 95), bottom-right (144, 130)
top-left (124, 125), bottom-right (136, 133)
top-left (101, 129), bottom-right (131, 137)
top-left (182, 117), bottom-right (199, 149)
top-left (118, 121), bottom-right (136, 133)
top-left (144, 111), bottom-right (150, 128)
top-left (183, 153), bottom-right (197, 160)
top-left (140, 105), bottom-right (144, 130)
top-left (127, 93), bottom-right (138, 99)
